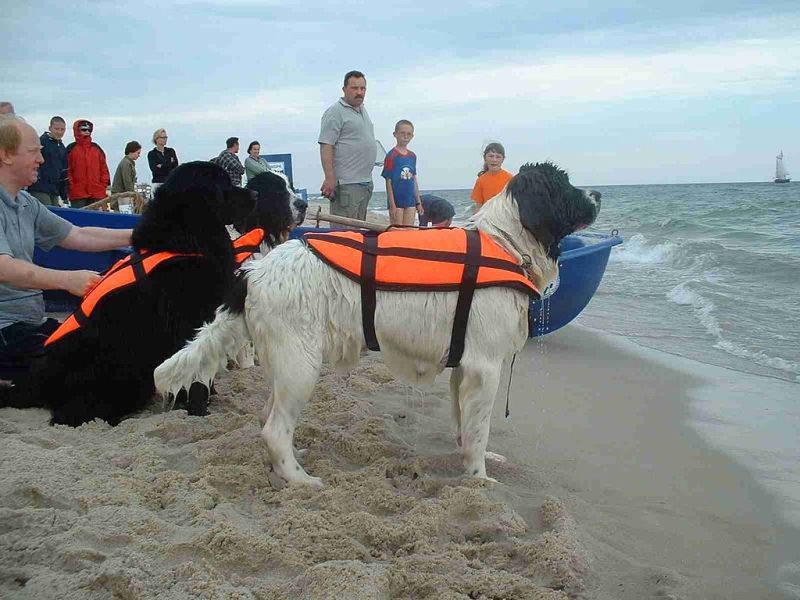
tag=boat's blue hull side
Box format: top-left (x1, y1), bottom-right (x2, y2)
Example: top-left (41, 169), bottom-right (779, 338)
top-left (529, 233), bottom-right (620, 337)
top-left (34, 210), bottom-right (622, 336)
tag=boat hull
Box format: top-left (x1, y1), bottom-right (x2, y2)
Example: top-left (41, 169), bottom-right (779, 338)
top-left (34, 210), bottom-right (622, 337)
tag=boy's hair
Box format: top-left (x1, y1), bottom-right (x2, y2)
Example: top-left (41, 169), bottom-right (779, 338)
top-left (125, 140), bottom-right (142, 155)
top-left (226, 136), bottom-right (239, 149)
top-left (0, 114), bottom-right (24, 153)
top-left (343, 70), bottom-right (366, 86)
top-left (50, 116), bottom-right (65, 126)
top-left (394, 119), bottom-right (414, 132)
top-left (478, 142), bottom-right (506, 176)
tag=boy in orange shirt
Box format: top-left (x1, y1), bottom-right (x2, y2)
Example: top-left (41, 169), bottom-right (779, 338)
top-left (470, 142), bottom-right (512, 208)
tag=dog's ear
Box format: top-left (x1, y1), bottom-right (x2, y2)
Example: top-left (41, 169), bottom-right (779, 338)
top-left (241, 172), bottom-right (294, 247)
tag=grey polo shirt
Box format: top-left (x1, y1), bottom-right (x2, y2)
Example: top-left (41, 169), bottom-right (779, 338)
top-left (0, 185), bottom-right (73, 329)
top-left (318, 98), bottom-right (376, 185)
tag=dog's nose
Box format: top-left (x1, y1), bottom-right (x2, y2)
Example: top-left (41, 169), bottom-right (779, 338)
top-left (294, 197), bottom-right (308, 211)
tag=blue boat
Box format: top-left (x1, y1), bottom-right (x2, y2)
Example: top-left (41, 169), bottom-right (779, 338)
top-left (33, 209), bottom-right (622, 336)
top-left (528, 231), bottom-right (622, 336)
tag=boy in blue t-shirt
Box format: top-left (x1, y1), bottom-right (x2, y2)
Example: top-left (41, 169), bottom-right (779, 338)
top-left (381, 119), bottom-right (421, 226)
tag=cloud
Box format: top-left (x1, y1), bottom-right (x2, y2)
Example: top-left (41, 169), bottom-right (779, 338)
top-left (7, 4), bottom-right (799, 185)
top-left (378, 36), bottom-right (800, 113)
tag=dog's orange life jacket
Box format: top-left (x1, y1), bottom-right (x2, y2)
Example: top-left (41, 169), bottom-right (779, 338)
top-left (232, 228), bottom-right (265, 266)
top-left (304, 228), bottom-right (540, 367)
top-left (46, 229), bottom-right (266, 347)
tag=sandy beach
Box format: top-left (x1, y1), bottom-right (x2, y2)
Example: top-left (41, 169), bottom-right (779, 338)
top-left (0, 324), bottom-right (793, 599)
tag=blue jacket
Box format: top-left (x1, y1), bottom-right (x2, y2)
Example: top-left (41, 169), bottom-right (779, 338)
top-left (29, 132), bottom-right (67, 198)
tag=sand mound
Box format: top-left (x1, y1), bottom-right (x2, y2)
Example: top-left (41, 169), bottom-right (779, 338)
top-left (1, 357), bottom-right (590, 599)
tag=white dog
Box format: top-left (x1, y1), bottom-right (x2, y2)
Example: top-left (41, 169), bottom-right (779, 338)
top-left (155, 163), bottom-right (600, 486)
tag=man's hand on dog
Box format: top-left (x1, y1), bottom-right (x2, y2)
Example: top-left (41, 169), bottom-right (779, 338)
top-left (66, 270), bottom-right (102, 297)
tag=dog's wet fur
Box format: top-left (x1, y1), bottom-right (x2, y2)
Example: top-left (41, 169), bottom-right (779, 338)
top-left (155, 162), bottom-right (601, 486)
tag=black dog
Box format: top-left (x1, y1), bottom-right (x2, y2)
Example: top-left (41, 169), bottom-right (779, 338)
top-left (234, 170), bottom-right (308, 249)
top-left (6, 162), bottom-right (256, 426)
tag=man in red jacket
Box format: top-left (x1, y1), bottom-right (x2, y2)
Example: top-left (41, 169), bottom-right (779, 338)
top-left (65, 119), bottom-right (110, 208)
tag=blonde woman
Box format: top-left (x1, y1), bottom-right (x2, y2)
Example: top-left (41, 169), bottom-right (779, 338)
top-left (147, 128), bottom-right (178, 190)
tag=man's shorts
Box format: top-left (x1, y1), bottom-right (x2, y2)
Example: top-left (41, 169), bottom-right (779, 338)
top-left (30, 191), bottom-right (59, 206)
top-left (331, 182), bottom-right (373, 221)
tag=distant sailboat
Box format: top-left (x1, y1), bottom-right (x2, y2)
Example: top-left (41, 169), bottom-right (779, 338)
top-left (775, 150), bottom-right (791, 183)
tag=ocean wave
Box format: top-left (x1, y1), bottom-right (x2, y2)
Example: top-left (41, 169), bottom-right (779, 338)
top-left (714, 339), bottom-right (800, 380)
top-left (666, 282), bottom-right (721, 337)
top-left (611, 233), bottom-right (676, 265)
top-left (668, 283), bottom-right (800, 380)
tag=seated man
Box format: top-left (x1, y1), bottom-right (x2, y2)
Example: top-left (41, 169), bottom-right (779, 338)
top-left (418, 193), bottom-right (456, 228)
top-left (0, 114), bottom-right (132, 386)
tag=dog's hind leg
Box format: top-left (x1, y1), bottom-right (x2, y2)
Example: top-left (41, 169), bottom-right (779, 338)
top-left (449, 366), bottom-right (464, 448)
top-left (455, 363), bottom-right (502, 481)
top-left (259, 391), bottom-right (273, 428)
top-left (260, 346), bottom-right (323, 487)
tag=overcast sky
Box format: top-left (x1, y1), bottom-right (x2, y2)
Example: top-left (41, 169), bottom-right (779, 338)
top-left (3, 1), bottom-right (799, 190)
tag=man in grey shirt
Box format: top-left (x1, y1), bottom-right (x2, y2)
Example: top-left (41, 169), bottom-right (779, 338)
top-left (318, 70), bottom-right (376, 220)
top-left (0, 114), bottom-right (132, 387)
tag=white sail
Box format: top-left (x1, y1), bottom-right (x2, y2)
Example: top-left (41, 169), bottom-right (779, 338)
top-left (776, 151), bottom-right (789, 181)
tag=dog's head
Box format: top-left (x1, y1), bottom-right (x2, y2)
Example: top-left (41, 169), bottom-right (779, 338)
top-left (133, 161), bottom-right (256, 253)
top-left (507, 162), bottom-right (601, 261)
top-left (234, 170), bottom-right (308, 248)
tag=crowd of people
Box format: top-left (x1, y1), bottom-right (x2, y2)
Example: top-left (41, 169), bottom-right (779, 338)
top-left (2, 69), bottom-right (510, 226)
top-left (0, 69), bottom-right (515, 385)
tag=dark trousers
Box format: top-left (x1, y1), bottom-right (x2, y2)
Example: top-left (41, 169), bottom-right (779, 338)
top-left (70, 198), bottom-right (94, 208)
top-left (0, 319), bottom-right (60, 385)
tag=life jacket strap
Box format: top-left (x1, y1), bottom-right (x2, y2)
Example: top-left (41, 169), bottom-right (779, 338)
top-left (361, 232), bottom-right (381, 351)
top-left (446, 229), bottom-right (480, 367)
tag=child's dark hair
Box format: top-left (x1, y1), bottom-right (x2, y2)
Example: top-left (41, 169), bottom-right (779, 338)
top-left (247, 140), bottom-right (260, 154)
top-left (478, 142), bottom-right (506, 176)
top-left (125, 140), bottom-right (141, 155)
top-left (394, 119), bottom-right (414, 132)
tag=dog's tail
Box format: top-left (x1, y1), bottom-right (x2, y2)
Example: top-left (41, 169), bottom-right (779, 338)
top-left (154, 274), bottom-right (251, 404)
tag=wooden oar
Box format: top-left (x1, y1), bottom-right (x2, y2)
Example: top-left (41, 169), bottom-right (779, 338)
top-left (81, 192), bottom-right (143, 213)
top-left (309, 206), bottom-right (388, 232)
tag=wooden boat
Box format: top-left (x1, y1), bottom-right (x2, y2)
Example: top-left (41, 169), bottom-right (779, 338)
top-left (34, 208), bottom-right (622, 337)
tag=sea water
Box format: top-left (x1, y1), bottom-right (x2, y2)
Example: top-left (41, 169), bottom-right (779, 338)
top-left (374, 182), bottom-right (800, 595)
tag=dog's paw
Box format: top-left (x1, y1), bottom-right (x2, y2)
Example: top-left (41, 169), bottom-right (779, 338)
top-left (485, 451), bottom-right (507, 463)
top-left (300, 475), bottom-right (325, 488)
